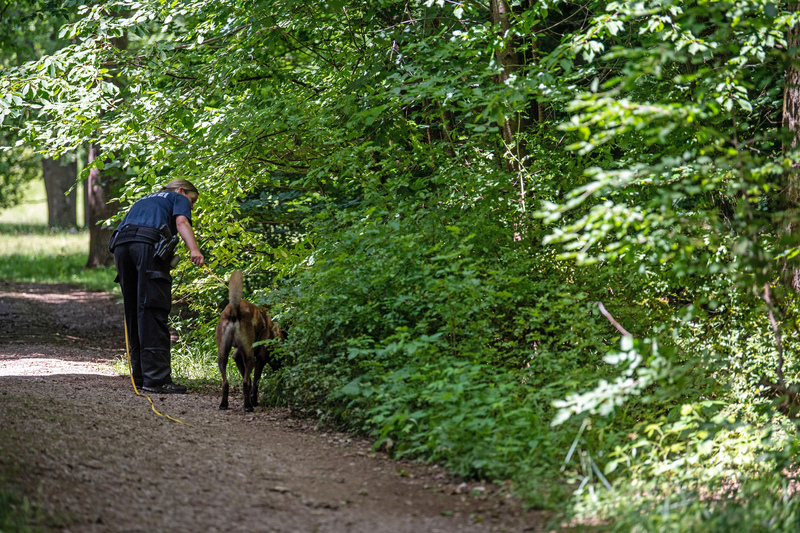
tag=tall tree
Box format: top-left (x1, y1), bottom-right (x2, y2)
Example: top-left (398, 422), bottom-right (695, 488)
top-left (490, 0), bottom-right (527, 170)
top-left (782, 1), bottom-right (800, 292)
top-left (0, 1), bottom-right (64, 207)
top-left (84, 144), bottom-right (116, 267)
top-left (84, 14), bottom-right (128, 267)
top-left (42, 156), bottom-right (77, 228)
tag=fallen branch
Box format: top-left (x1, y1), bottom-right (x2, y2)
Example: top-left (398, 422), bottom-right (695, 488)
top-left (598, 301), bottom-right (633, 338)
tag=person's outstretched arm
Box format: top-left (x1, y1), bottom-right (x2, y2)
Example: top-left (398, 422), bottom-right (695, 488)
top-left (175, 215), bottom-right (204, 266)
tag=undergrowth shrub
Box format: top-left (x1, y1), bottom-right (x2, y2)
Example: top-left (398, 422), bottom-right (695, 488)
top-left (549, 279), bottom-right (800, 529)
top-left (259, 164), bottom-right (637, 499)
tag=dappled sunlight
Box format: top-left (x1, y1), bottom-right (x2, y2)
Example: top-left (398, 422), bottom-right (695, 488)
top-left (1, 288), bottom-right (110, 304)
top-left (0, 356), bottom-right (117, 377)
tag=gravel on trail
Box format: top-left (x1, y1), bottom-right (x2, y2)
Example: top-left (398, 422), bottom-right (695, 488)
top-left (0, 280), bottom-right (546, 533)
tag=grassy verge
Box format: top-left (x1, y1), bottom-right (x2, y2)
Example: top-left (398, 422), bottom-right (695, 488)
top-left (0, 223), bottom-right (118, 293)
top-left (0, 177), bottom-right (85, 227)
top-left (0, 490), bottom-right (40, 533)
top-left (0, 178), bottom-right (116, 293)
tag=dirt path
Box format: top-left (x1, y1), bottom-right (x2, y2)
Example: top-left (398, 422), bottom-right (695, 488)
top-left (0, 281), bottom-right (543, 533)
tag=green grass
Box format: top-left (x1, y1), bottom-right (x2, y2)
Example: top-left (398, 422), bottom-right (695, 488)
top-left (0, 180), bottom-right (117, 293)
top-left (0, 225), bottom-right (118, 293)
top-left (169, 317), bottom-right (233, 386)
top-left (0, 490), bottom-right (40, 533)
top-left (0, 178), bottom-right (85, 226)
top-left (0, 179), bottom-right (48, 226)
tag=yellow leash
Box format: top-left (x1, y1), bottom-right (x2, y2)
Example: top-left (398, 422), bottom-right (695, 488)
top-left (202, 263), bottom-right (228, 289)
top-left (124, 317), bottom-right (195, 427)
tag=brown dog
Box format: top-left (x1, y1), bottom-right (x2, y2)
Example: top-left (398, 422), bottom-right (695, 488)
top-left (216, 270), bottom-right (284, 411)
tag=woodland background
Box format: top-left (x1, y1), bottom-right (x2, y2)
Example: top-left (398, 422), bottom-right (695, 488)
top-left (3, 0), bottom-right (800, 530)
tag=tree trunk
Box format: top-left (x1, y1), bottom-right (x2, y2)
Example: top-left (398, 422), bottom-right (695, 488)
top-left (527, 4), bottom-right (544, 125)
top-left (782, 1), bottom-right (800, 291)
top-left (84, 172), bottom-right (90, 228)
top-left (85, 143), bottom-right (116, 268)
top-left (85, 15), bottom-right (129, 268)
top-left (42, 157), bottom-right (77, 229)
top-left (491, 0), bottom-right (527, 170)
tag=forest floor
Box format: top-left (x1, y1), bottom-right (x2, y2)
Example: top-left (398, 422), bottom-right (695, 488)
top-left (0, 280), bottom-right (548, 533)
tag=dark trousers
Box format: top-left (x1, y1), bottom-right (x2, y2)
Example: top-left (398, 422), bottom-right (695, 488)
top-left (114, 242), bottom-right (174, 388)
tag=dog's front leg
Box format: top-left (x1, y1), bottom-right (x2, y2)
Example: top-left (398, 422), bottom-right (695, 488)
top-left (251, 353), bottom-right (268, 408)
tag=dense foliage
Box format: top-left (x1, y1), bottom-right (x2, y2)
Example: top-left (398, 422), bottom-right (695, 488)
top-left (4, 0), bottom-right (800, 529)
top-left (0, 0), bottom-right (71, 207)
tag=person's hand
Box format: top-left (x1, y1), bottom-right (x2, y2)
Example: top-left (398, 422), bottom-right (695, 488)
top-left (190, 249), bottom-right (204, 266)
top-left (175, 215), bottom-right (204, 267)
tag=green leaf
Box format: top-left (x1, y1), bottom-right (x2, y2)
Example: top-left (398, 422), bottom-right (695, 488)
top-left (340, 379), bottom-right (362, 396)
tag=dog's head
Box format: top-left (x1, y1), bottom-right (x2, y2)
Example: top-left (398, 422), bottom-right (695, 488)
top-left (272, 322), bottom-right (287, 341)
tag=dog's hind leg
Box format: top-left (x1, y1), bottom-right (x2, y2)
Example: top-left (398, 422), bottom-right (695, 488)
top-left (217, 334), bottom-right (233, 410)
top-left (232, 348), bottom-right (246, 378)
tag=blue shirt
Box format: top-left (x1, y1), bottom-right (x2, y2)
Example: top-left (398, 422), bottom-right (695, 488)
top-left (118, 191), bottom-right (192, 237)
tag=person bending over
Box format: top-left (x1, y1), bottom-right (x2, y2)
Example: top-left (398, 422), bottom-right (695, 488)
top-left (110, 179), bottom-right (204, 394)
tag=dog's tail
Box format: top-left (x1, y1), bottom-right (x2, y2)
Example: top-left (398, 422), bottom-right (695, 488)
top-left (229, 270), bottom-right (243, 319)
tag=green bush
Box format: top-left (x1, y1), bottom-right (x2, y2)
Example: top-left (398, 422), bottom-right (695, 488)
top-left (257, 161), bottom-right (639, 501)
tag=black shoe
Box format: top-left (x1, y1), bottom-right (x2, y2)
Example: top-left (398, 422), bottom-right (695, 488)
top-left (142, 383), bottom-right (187, 394)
